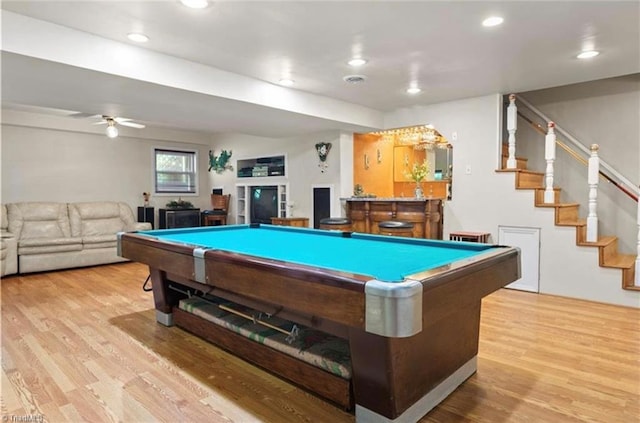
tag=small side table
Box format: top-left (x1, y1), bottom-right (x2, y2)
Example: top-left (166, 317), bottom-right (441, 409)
top-left (271, 217), bottom-right (309, 228)
top-left (449, 231), bottom-right (491, 243)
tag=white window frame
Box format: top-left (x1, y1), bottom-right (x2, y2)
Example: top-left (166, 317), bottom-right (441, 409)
top-left (153, 147), bottom-right (199, 196)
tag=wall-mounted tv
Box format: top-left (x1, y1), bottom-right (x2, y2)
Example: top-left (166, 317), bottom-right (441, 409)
top-left (250, 186), bottom-right (278, 224)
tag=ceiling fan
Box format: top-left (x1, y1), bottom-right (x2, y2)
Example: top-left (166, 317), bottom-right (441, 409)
top-left (92, 115), bottom-right (146, 138)
top-left (68, 112), bottom-right (146, 138)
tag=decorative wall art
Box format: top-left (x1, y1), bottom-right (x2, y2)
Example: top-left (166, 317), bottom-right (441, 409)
top-left (315, 142), bottom-right (332, 172)
top-left (208, 149), bottom-right (233, 173)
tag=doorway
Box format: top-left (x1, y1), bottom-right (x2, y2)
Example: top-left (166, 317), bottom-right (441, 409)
top-left (312, 186), bottom-right (332, 229)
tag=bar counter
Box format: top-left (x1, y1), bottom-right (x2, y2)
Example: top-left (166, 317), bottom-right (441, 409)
top-left (343, 197), bottom-right (444, 239)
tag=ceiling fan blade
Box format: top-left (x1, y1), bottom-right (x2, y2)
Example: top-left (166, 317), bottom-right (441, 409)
top-left (118, 121), bottom-right (145, 129)
top-left (113, 117), bottom-right (132, 123)
top-left (69, 112), bottom-right (99, 119)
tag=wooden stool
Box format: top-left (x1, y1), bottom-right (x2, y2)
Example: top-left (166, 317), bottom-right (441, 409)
top-left (378, 221), bottom-right (414, 237)
top-left (319, 217), bottom-right (352, 232)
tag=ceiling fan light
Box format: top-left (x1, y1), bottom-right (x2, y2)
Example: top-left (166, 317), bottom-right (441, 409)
top-left (106, 124), bottom-right (118, 138)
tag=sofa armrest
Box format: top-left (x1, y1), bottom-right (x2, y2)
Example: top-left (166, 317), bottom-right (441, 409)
top-left (130, 222), bottom-right (152, 232)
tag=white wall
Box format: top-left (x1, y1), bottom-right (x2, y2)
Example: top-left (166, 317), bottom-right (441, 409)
top-left (385, 94), bottom-right (639, 308)
top-left (1, 110), bottom-right (213, 217)
top-left (208, 131), bottom-right (349, 225)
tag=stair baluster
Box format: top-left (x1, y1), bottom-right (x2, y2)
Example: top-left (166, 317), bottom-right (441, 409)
top-left (543, 122), bottom-right (556, 204)
top-left (586, 144), bottom-right (599, 242)
top-left (506, 94), bottom-right (518, 169)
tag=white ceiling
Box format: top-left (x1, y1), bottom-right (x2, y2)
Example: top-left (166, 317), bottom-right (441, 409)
top-left (1, 1), bottom-right (639, 137)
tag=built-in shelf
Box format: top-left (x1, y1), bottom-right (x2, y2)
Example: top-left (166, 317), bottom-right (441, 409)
top-left (236, 183), bottom-right (288, 224)
top-left (237, 155), bottom-right (286, 178)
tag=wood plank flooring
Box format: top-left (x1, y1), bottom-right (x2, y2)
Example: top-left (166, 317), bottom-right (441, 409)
top-left (2, 262), bottom-right (638, 422)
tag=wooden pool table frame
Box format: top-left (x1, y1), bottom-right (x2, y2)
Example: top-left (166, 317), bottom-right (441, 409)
top-left (118, 226), bottom-right (520, 422)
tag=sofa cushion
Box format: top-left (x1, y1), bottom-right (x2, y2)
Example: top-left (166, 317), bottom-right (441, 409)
top-left (69, 202), bottom-right (138, 236)
top-left (69, 202), bottom-right (123, 236)
top-left (1, 205), bottom-right (8, 231)
top-left (18, 237), bottom-right (83, 255)
top-left (7, 202), bottom-right (72, 239)
top-left (82, 235), bottom-right (117, 249)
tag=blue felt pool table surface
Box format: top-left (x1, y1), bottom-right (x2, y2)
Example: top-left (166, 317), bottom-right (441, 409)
top-left (138, 224), bottom-right (493, 283)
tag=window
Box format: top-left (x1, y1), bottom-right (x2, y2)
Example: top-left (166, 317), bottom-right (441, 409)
top-left (154, 148), bottom-right (197, 194)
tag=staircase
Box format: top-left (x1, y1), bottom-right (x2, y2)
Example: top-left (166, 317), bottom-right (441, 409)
top-left (497, 144), bottom-right (638, 292)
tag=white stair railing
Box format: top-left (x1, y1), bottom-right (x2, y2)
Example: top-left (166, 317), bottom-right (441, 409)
top-left (586, 144), bottom-right (599, 242)
top-left (543, 122), bottom-right (556, 204)
top-left (506, 94), bottom-right (518, 169)
top-left (517, 95), bottom-right (639, 200)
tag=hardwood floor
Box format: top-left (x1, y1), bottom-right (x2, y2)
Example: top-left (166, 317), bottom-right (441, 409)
top-left (2, 262), bottom-right (638, 422)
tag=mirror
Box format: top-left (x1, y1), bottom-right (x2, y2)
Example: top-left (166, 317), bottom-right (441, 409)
top-left (393, 144), bottom-right (452, 199)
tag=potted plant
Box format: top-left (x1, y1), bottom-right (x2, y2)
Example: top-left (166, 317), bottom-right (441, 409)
top-left (406, 160), bottom-right (429, 199)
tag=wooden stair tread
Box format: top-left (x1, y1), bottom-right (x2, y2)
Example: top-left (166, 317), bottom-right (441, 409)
top-left (602, 254), bottom-right (636, 269)
top-left (578, 235), bottom-right (617, 247)
top-left (495, 169), bottom-right (544, 176)
top-left (535, 201), bottom-right (577, 208)
top-left (556, 218), bottom-right (586, 227)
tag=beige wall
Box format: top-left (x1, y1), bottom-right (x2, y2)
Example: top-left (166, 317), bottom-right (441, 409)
top-left (208, 131), bottom-right (348, 226)
top-left (1, 110), bottom-right (213, 218)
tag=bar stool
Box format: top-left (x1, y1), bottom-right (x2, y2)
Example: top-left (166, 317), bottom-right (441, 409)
top-left (319, 217), bottom-right (352, 231)
top-left (378, 221), bottom-right (414, 238)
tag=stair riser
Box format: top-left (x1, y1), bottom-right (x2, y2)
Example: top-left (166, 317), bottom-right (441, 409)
top-left (516, 173), bottom-right (544, 188)
top-left (535, 188), bottom-right (561, 204)
top-left (555, 205), bottom-right (579, 225)
top-left (599, 238), bottom-right (619, 266)
top-left (501, 156), bottom-right (528, 170)
top-left (576, 225), bottom-right (586, 244)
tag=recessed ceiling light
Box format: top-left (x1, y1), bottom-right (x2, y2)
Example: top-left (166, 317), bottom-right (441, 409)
top-left (180, 0), bottom-right (209, 9)
top-left (406, 87), bottom-right (422, 95)
top-left (482, 16), bottom-right (504, 27)
top-left (127, 33), bottom-right (149, 43)
top-left (348, 58), bottom-right (368, 67)
top-left (279, 78), bottom-right (295, 86)
top-left (577, 50), bottom-right (599, 59)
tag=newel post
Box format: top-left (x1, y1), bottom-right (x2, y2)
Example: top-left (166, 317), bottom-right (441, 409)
top-left (543, 122), bottom-right (556, 204)
top-left (586, 144), bottom-right (599, 242)
top-left (506, 94), bottom-right (518, 169)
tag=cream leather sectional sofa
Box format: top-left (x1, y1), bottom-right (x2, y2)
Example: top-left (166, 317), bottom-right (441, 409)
top-left (0, 201), bottom-right (151, 276)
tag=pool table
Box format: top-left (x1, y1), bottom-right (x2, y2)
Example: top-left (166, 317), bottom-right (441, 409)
top-left (118, 224), bottom-right (520, 422)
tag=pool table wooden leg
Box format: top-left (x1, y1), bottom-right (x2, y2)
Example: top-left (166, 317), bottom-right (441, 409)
top-left (150, 267), bottom-right (176, 326)
top-left (348, 301), bottom-right (482, 422)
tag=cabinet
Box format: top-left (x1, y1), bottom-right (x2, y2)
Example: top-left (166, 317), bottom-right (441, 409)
top-left (137, 206), bottom-right (155, 229)
top-left (236, 183), bottom-right (288, 224)
top-left (158, 208), bottom-right (200, 229)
